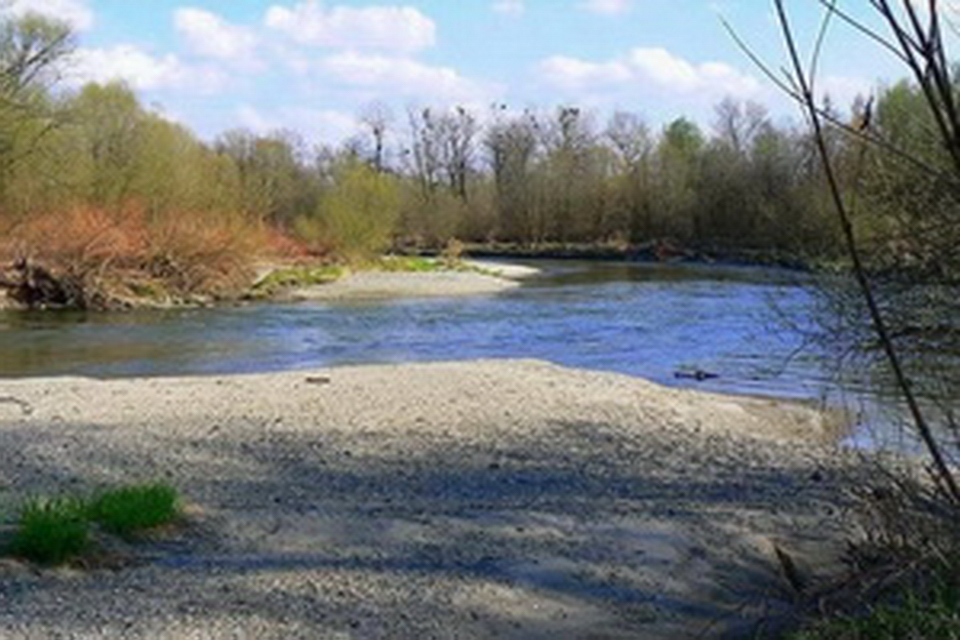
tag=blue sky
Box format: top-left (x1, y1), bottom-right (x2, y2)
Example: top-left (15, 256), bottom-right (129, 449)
top-left (5, 1), bottom-right (917, 145)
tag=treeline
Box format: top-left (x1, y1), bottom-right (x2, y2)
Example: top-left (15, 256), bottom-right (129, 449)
top-left (0, 13), bottom-right (954, 306)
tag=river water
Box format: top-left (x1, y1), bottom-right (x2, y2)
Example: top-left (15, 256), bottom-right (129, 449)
top-left (3, 261), bottom-right (906, 441)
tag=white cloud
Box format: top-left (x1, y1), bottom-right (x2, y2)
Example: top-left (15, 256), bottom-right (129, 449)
top-left (264, 2), bottom-right (436, 52)
top-left (67, 45), bottom-right (226, 93)
top-left (316, 51), bottom-right (499, 104)
top-left (539, 47), bottom-right (759, 97)
top-left (3, 0), bottom-right (94, 30)
top-left (492, 0), bottom-right (525, 16)
top-left (174, 7), bottom-right (258, 63)
top-left (237, 104), bottom-right (361, 144)
top-left (819, 75), bottom-right (873, 110)
top-left (580, 0), bottom-right (632, 15)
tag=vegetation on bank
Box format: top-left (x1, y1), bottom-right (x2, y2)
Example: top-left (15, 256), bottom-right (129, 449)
top-left (4, 483), bottom-right (181, 566)
top-left (0, 11), bottom-right (952, 310)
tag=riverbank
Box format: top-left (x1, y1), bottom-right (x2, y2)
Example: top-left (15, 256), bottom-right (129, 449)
top-left (0, 258), bottom-right (537, 311)
top-left (458, 241), bottom-right (814, 271)
top-left (0, 360), bottom-right (867, 638)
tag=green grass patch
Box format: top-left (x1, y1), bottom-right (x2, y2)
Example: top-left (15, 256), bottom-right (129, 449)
top-left (253, 265), bottom-right (344, 295)
top-left (790, 564), bottom-right (960, 640)
top-left (9, 497), bottom-right (89, 566)
top-left (87, 483), bottom-right (180, 539)
top-left (5, 483), bottom-right (182, 566)
top-left (373, 256), bottom-right (445, 273)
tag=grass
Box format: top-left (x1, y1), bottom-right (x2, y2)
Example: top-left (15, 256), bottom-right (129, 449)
top-left (252, 264), bottom-right (344, 295)
top-left (787, 520), bottom-right (960, 640)
top-left (87, 483), bottom-right (180, 539)
top-left (790, 581), bottom-right (960, 639)
top-left (9, 497), bottom-right (89, 566)
top-left (374, 256), bottom-right (445, 273)
top-left (5, 483), bottom-right (181, 565)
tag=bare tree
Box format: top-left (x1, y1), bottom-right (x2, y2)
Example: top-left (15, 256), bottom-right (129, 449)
top-left (359, 101), bottom-right (393, 173)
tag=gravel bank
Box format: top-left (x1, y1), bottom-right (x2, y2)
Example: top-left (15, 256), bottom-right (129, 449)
top-left (287, 263), bottom-right (531, 302)
top-left (0, 360), bottom-right (865, 638)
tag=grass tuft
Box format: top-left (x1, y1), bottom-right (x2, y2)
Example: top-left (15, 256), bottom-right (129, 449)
top-left (374, 256), bottom-right (443, 272)
top-left (252, 265), bottom-right (344, 295)
top-left (9, 497), bottom-right (89, 566)
top-left (87, 483), bottom-right (180, 539)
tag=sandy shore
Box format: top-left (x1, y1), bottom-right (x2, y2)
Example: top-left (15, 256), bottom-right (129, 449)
top-left (0, 360), bottom-right (866, 638)
top-left (286, 261), bottom-right (536, 302)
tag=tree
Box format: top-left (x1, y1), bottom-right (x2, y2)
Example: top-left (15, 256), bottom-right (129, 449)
top-left (299, 155), bottom-right (400, 261)
top-left (606, 111), bottom-right (654, 241)
top-left (0, 13), bottom-right (73, 201)
top-left (484, 109), bottom-right (541, 242)
top-left (359, 101), bottom-right (393, 173)
top-left (654, 117), bottom-right (704, 241)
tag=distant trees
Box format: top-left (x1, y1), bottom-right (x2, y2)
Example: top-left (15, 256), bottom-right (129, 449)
top-left (296, 155), bottom-right (400, 261)
top-left (0, 9), bottom-right (925, 293)
top-left (0, 13), bottom-right (74, 207)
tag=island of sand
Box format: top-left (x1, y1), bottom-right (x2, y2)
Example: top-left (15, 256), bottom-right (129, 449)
top-left (0, 358), bottom-right (870, 639)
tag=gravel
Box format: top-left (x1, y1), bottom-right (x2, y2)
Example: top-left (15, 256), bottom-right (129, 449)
top-left (286, 267), bottom-right (525, 302)
top-left (0, 359), bottom-right (868, 639)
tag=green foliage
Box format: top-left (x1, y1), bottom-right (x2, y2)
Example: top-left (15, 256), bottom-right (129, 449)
top-left (86, 483), bottom-right (180, 538)
top-left (375, 256), bottom-right (443, 272)
top-left (9, 497), bottom-right (89, 565)
top-left (300, 157), bottom-right (401, 262)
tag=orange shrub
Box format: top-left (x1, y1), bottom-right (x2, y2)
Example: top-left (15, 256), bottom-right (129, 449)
top-left (0, 204), bottom-right (267, 303)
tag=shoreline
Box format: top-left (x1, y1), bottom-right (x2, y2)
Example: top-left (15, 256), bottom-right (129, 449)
top-left (0, 359), bottom-right (868, 638)
top-left (282, 260), bottom-right (538, 302)
top-left (0, 259), bottom-right (541, 311)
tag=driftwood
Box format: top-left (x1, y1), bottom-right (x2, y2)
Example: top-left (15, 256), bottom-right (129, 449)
top-left (674, 369), bottom-right (720, 382)
top-left (0, 259), bottom-right (89, 309)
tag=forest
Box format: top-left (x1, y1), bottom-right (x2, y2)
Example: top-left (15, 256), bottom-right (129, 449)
top-left (0, 11), bottom-right (955, 309)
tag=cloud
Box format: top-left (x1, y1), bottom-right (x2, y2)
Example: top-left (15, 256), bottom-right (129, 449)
top-left (315, 51), bottom-right (500, 104)
top-left (492, 0), bottom-right (525, 16)
top-left (264, 2), bottom-right (436, 52)
top-left (580, 0), bottom-right (632, 15)
top-left (3, 0), bottom-right (94, 30)
top-left (174, 7), bottom-right (259, 63)
top-left (539, 47), bottom-right (760, 97)
top-left (237, 104), bottom-right (361, 144)
top-left (68, 45), bottom-right (226, 93)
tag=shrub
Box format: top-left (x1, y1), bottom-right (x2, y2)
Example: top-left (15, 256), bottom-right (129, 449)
top-left (87, 483), bottom-right (180, 539)
top-left (9, 497), bottom-right (89, 566)
top-left (298, 158), bottom-right (401, 262)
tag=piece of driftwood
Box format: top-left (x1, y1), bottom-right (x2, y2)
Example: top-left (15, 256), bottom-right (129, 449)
top-left (674, 370), bottom-right (720, 381)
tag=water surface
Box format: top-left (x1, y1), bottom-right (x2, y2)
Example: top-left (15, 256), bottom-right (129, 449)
top-left (0, 262), bottom-right (838, 399)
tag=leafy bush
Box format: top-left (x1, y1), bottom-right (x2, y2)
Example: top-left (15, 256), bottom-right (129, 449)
top-left (87, 483), bottom-right (180, 538)
top-left (9, 497), bottom-right (89, 566)
top-left (297, 158), bottom-right (401, 262)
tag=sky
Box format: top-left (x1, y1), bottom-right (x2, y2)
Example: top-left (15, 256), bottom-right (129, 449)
top-left (2, 0), bottom-right (920, 146)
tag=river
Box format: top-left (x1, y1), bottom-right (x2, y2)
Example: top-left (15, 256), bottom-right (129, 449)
top-left (0, 261), bottom-right (898, 444)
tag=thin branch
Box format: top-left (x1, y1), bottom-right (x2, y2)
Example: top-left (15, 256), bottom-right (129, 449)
top-left (722, 15), bottom-right (954, 181)
top-left (809, 0), bottom-right (836, 97)
top-left (774, 0), bottom-right (960, 503)
top-left (815, 0), bottom-right (910, 63)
